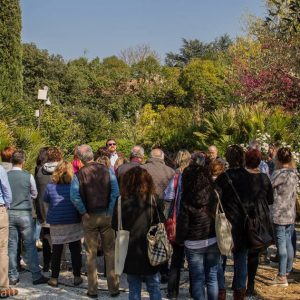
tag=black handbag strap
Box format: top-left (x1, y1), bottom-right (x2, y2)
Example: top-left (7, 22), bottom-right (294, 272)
top-left (150, 195), bottom-right (161, 225)
top-left (224, 171), bottom-right (249, 218)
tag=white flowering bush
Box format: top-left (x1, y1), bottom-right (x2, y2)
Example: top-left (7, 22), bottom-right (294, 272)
top-left (240, 130), bottom-right (300, 171)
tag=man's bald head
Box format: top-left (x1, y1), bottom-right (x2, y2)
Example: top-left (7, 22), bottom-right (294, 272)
top-left (209, 145), bottom-right (218, 160)
top-left (150, 148), bottom-right (164, 160)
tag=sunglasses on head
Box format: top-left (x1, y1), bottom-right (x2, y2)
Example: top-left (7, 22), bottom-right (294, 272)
top-left (108, 143), bottom-right (116, 146)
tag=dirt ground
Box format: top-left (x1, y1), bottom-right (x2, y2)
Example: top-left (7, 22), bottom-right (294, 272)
top-left (253, 223), bottom-right (300, 300)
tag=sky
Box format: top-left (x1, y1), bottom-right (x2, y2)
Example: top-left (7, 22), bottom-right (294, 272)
top-left (20, 0), bottom-right (267, 61)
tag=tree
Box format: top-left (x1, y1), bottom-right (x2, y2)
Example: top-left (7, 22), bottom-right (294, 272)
top-left (180, 58), bottom-right (229, 120)
top-left (0, 0), bottom-right (23, 105)
top-left (165, 35), bottom-right (233, 67)
top-left (135, 104), bottom-right (197, 151)
top-left (119, 44), bottom-right (160, 66)
top-left (265, 0), bottom-right (300, 35)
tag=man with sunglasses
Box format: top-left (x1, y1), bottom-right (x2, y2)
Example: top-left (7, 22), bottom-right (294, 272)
top-left (106, 139), bottom-right (123, 167)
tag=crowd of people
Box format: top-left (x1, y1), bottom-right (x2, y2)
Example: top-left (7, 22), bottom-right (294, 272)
top-left (0, 138), bottom-right (298, 300)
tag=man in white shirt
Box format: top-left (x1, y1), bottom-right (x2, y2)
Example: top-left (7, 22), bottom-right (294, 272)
top-left (106, 139), bottom-right (123, 167)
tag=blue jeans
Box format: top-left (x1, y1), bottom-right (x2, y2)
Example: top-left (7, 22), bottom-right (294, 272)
top-left (233, 247), bottom-right (248, 290)
top-left (274, 224), bottom-right (294, 276)
top-left (185, 243), bottom-right (220, 300)
top-left (127, 273), bottom-right (161, 300)
top-left (8, 212), bottom-right (42, 281)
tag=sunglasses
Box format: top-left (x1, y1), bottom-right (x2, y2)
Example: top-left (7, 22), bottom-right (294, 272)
top-left (108, 143), bottom-right (116, 146)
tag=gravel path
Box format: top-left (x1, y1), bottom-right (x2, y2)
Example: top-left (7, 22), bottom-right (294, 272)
top-left (17, 224), bottom-right (300, 300)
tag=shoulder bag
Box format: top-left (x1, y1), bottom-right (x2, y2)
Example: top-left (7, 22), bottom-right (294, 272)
top-left (147, 196), bottom-right (173, 266)
top-left (114, 196), bottom-right (130, 275)
top-left (225, 172), bottom-right (273, 250)
top-left (214, 189), bottom-right (233, 256)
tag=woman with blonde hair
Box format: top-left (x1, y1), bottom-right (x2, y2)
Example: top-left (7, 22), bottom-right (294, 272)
top-left (164, 149), bottom-right (191, 299)
top-left (43, 161), bottom-right (83, 287)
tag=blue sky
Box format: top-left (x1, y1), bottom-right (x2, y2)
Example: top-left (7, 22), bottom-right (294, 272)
top-left (20, 0), bottom-right (266, 61)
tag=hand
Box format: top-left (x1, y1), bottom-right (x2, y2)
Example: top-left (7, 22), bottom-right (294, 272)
top-left (82, 213), bottom-right (90, 223)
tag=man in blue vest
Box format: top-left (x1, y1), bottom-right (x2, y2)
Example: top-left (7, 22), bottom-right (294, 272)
top-left (71, 144), bottom-right (119, 298)
top-left (7, 149), bottom-right (48, 286)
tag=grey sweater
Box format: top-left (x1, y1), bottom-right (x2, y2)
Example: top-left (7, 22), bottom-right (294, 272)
top-left (271, 168), bottom-right (298, 225)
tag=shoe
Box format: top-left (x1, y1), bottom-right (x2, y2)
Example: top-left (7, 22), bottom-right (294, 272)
top-left (269, 275), bottom-right (288, 287)
top-left (0, 287), bottom-right (18, 298)
top-left (233, 288), bottom-right (246, 300)
top-left (74, 276), bottom-right (83, 286)
top-left (47, 278), bottom-right (58, 287)
top-left (110, 292), bottom-right (120, 297)
top-left (87, 292), bottom-right (98, 298)
top-left (218, 289), bottom-right (226, 300)
top-left (33, 275), bottom-right (48, 285)
top-left (246, 286), bottom-right (256, 296)
top-left (286, 273), bottom-right (296, 283)
top-left (9, 278), bottom-right (19, 286)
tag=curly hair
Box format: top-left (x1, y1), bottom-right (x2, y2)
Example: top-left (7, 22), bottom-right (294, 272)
top-left (182, 164), bottom-right (216, 210)
top-left (96, 156), bottom-right (111, 168)
top-left (47, 147), bottom-right (63, 163)
top-left (120, 166), bottom-right (156, 202)
top-left (52, 161), bottom-right (74, 184)
top-left (277, 147), bottom-right (292, 164)
top-left (225, 145), bottom-right (245, 168)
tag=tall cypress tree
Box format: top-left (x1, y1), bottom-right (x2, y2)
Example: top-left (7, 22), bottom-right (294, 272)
top-left (0, 0), bottom-right (23, 103)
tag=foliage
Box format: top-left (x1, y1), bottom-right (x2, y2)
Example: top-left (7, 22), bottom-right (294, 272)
top-left (119, 44), bottom-right (160, 66)
top-left (180, 58), bottom-right (231, 118)
top-left (0, 121), bottom-right (15, 151)
top-left (136, 104), bottom-right (196, 151)
top-left (39, 104), bottom-right (84, 156)
top-left (194, 103), bottom-right (296, 156)
top-left (228, 32), bottom-right (300, 109)
top-left (265, 0), bottom-right (300, 35)
top-left (13, 126), bottom-right (45, 173)
top-left (0, 0), bottom-right (23, 106)
top-left (165, 35), bottom-right (233, 67)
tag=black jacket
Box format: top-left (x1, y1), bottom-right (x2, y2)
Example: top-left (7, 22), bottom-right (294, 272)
top-left (176, 165), bottom-right (217, 244)
top-left (112, 195), bottom-right (165, 276)
top-left (216, 168), bottom-right (274, 252)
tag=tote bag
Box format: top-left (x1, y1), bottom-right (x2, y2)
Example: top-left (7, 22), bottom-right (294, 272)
top-left (114, 196), bottom-right (130, 275)
top-left (215, 190), bottom-right (233, 256)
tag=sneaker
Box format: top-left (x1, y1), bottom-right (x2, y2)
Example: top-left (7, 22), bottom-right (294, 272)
top-left (269, 275), bottom-right (288, 287)
top-left (33, 275), bottom-right (48, 285)
top-left (86, 292), bottom-right (98, 298)
top-left (0, 287), bottom-right (18, 298)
